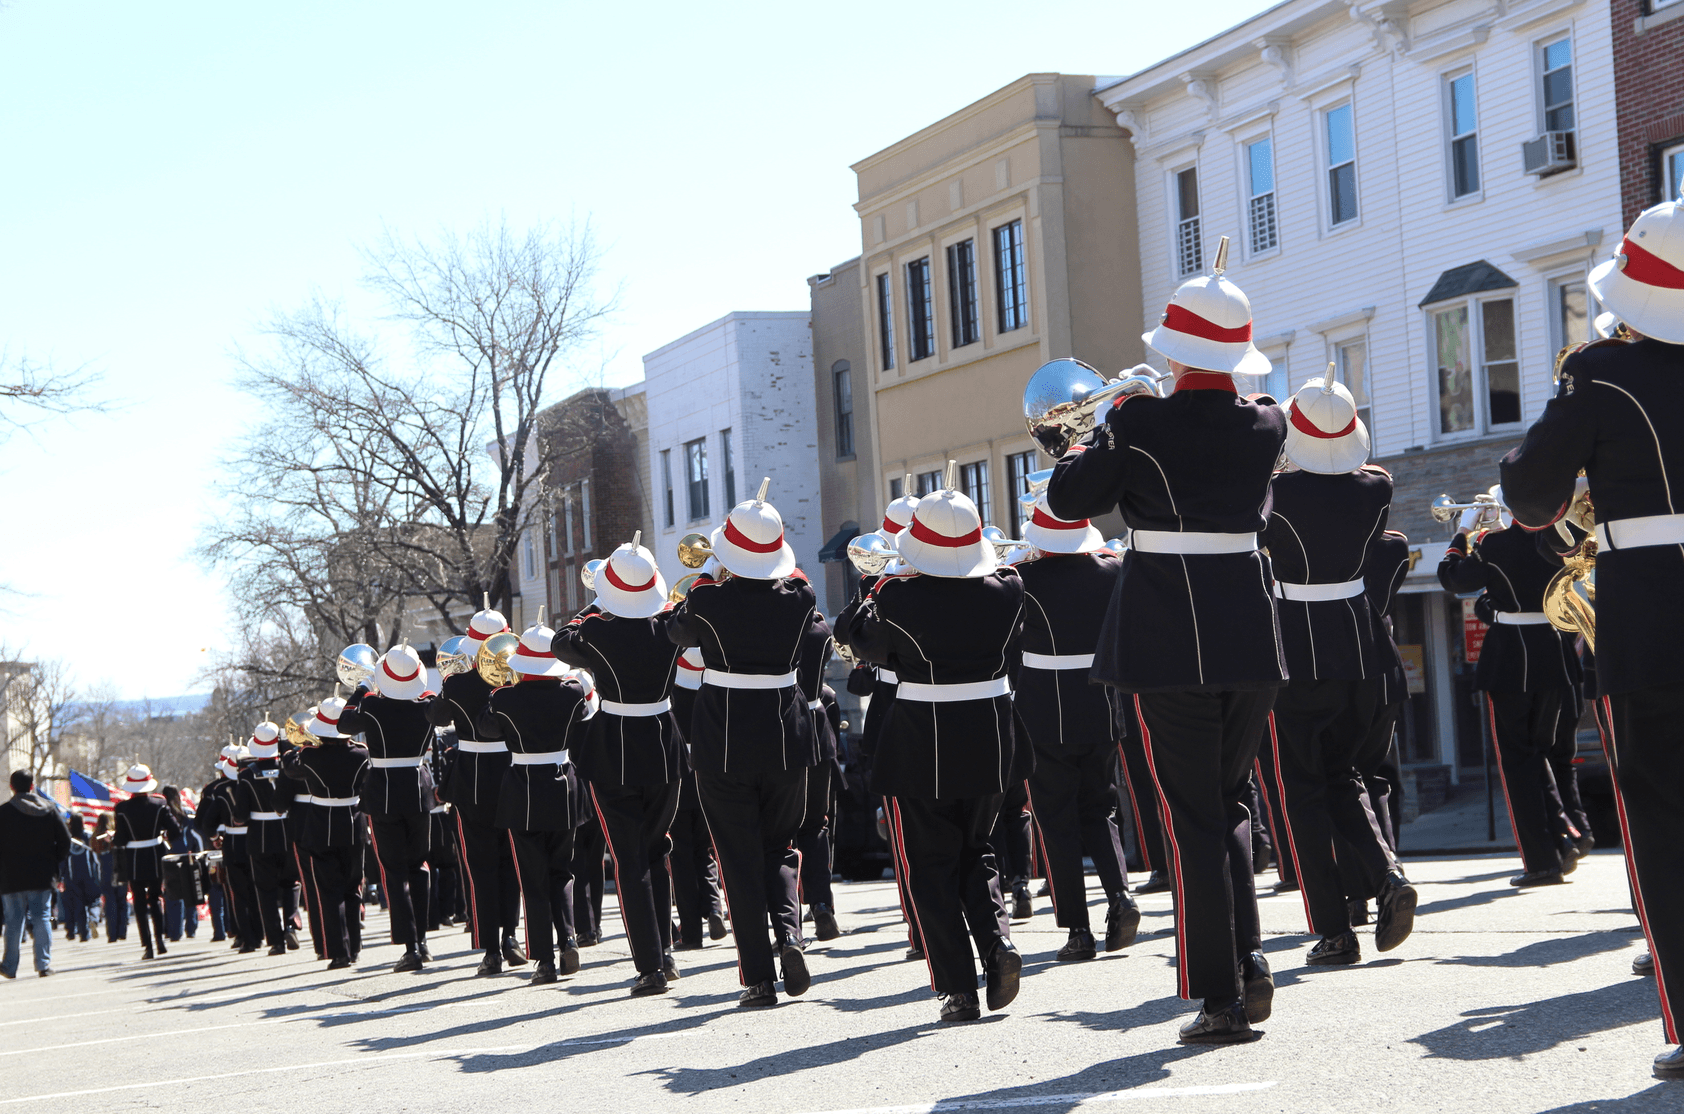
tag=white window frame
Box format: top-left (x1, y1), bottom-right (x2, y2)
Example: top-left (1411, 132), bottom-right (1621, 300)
top-left (579, 478), bottom-right (591, 551)
top-left (1171, 163), bottom-right (1204, 278)
top-left (904, 255), bottom-right (936, 363)
top-left (1664, 141), bottom-right (1684, 202)
top-left (874, 270), bottom-right (896, 372)
top-left (1443, 67), bottom-right (1481, 203)
top-left (958, 458), bottom-right (993, 528)
top-left (522, 528), bottom-right (537, 580)
top-left (1004, 448), bottom-right (1038, 539)
top-left (1425, 292), bottom-right (1523, 442)
top-left (1332, 334), bottom-right (1372, 442)
top-left (1655, 0), bottom-right (1684, 10)
top-left (1322, 100), bottom-right (1361, 231)
top-left (562, 489), bottom-right (575, 557)
top-left (1536, 33), bottom-right (1576, 137)
top-left (1241, 133), bottom-right (1280, 259)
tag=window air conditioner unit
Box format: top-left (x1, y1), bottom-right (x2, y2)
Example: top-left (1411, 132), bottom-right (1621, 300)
top-left (1523, 131), bottom-right (1576, 176)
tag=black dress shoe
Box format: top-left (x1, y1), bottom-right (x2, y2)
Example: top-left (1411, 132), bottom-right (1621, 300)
top-left (662, 953), bottom-right (680, 981)
top-left (503, 937), bottom-right (528, 966)
top-left (417, 943), bottom-right (432, 962)
top-left (476, 953), bottom-right (502, 976)
top-left (577, 932), bottom-right (600, 948)
top-left (267, 944), bottom-right (287, 956)
top-left (1011, 883), bottom-right (1033, 922)
top-left (1375, 872), bottom-right (1418, 953)
top-left (1575, 833), bottom-right (1596, 858)
top-left (1655, 1045), bottom-right (1684, 1079)
top-left (1307, 932), bottom-right (1361, 966)
top-left (673, 939), bottom-right (703, 951)
top-left (1241, 951), bottom-right (1274, 1023)
top-left (1559, 836), bottom-right (1580, 875)
top-left (780, 945), bottom-right (811, 996)
top-left (812, 904), bottom-right (840, 941)
top-left (738, 980), bottom-right (777, 1008)
top-left (1036, 879), bottom-right (1052, 897)
top-left (631, 970), bottom-right (669, 996)
top-left (284, 929), bottom-right (299, 951)
top-left (37, 968), bottom-right (52, 977)
top-left (708, 914), bottom-right (728, 940)
top-left (559, 940), bottom-right (581, 976)
top-left (905, 946), bottom-right (925, 962)
top-left (156, 939), bottom-right (168, 955)
top-left (1347, 899), bottom-right (1370, 926)
top-left (530, 960), bottom-right (557, 985)
top-left (939, 992), bottom-right (981, 1022)
top-left (238, 942), bottom-right (257, 954)
top-left (141, 944), bottom-right (156, 961)
top-left (1273, 877), bottom-right (1301, 894)
top-left (1105, 894), bottom-right (1141, 952)
top-left (1135, 870), bottom-right (1172, 895)
top-left (210, 933), bottom-right (227, 942)
top-left (1509, 870), bottom-right (1566, 887)
top-left (1252, 842), bottom-right (1272, 875)
top-left (1179, 1001), bottom-right (1260, 1044)
top-left (327, 956), bottom-right (352, 970)
top-left (393, 949), bottom-right (424, 974)
top-left (985, 939), bottom-right (1022, 1011)
top-left (1057, 927), bottom-right (1097, 962)
top-left (1635, 952), bottom-right (1655, 976)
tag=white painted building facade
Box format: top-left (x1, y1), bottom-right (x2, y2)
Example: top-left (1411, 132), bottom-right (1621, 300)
top-left (641, 313), bottom-right (822, 591)
top-left (1097, 0), bottom-right (1621, 783)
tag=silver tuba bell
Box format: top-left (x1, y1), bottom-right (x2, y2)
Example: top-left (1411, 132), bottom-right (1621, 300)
top-left (335, 644), bottom-right (379, 689)
top-left (1023, 359), bottom-right (1165, 458)
top-left (980, 525), bottom-right (1018, 560)
top-left (846, 532), bottom-right (896, 576)
top-left (580, 558), bottom-right (607, 592)
top-left (436, 635), bottom-right (473, 679)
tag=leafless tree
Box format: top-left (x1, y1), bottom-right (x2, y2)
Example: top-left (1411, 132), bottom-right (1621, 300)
top-left (0, 656), bottom-right (79, 781)
top-left (0, 351), bottom-right (108, 442)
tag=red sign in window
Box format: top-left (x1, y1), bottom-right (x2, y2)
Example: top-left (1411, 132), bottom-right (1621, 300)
top-left (1462, 598), bottom-right (1488, 664)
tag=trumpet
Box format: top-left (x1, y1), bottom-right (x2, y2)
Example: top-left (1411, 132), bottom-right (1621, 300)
top-left (580, 559), bottom-right (607, 591)
top-left (1429, 491), bottom-right (1506, 525)
top-left (1024, 359), bottom-right (1166, 458)
top-left (677, 533), bottom-right (714, 569)
top-left (846, 532), bottom-right (896, 576)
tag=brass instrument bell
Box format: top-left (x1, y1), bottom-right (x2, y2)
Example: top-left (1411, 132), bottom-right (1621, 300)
top-left (1543, 475), bottom-right (1597, 651)
top-left (845, 532), bottom-right (896, 576)
top-left (436, 635), bottom-right (472, 679)
top-left (1429, 491), bottom-right (1503, 525)
top-left (335, 644), bottom-right (379, 689)
top-left (580, 559), bottom-right (607, 591)
top-left (1023, 359), bottom-right (1165, 458)
top-left (283, 710), bottom-right (314, 747)
top-left (677, 533), bottom-right (714, 569)
top-left (980, 525), bottom-right (1018, 560)
top-left (669, 571), bottom-right (705, 603)
top-left (476, 631), bottom-right (522, 688)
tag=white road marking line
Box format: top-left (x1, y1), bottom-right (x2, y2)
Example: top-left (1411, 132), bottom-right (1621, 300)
top-left (794, 1082), bottom-right (1279, 1114)
top-left (0, 1006), bottom-right (129, 1026)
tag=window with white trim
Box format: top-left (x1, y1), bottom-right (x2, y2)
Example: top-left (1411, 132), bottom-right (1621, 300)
top-left (915, 470), bottom-right (941, 497)
top-left (1006, 450), bottom-right (1036, 539)
top-left (993, 220), bottom-right (1028, 332)
top-left (959, 460), bottom-right (992, 527)
top-left (684, 437), bottom-right (709, 522)
top-left (1446, 72), bottom-right (1480, 199)
top-left (832, 365), bottom-right (854, 458)
top-left (1430, 295), bottom-right (1520, 436)
top-left (888, 475), bottom-right (904, 501)
top-left (660, 449), bottom-right (674, 528)
top-left (522, 528), bottom-right (536, 580)
top-left (1551, 277), bottom-right (1590, 353)
top-left (947, 239), bottom-right (980, 348)
top-left (1174, 166), bottom-right (1203, 276)
top-left (876, 272), bottom-right (896, 370)
top-left (1664, 141), bottom-right (1684, 202)
top-left (720, 429), bottom-right (735, 506)
top-left (1540, 37), bottom-right (1574, 134)
top-left (906, 256), bottom-right (935, 362)
top-left (1336, 340), bottom-right (1371, 440)
top-left (1325, 103), bottom-right (1358, 226)
top-left (1246, 138), bottom-right (1278, 254)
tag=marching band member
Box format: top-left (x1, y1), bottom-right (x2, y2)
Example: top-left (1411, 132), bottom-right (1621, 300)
top-left (283, 707), bottom-right (325, 959)
top-left (235, 719), bottom-right (304, 955)
top-left (667, 646), bottom-right (726, 948)
top-left (476, 623), bottom-right (595, 986)
top-left (554, 536), bottom-right (688, 996)
top-left (1015, 489), bottom-right (1140, 961)
top-left (1499, 199), bottom-right (1684, 1080)
top-left (667, 484), bottom-right (819, 1008)
top-left (427, 607), bottom-right (528, 976)
top-left (113, 764), bottom-right (179, 960)
top-left (1261, 378), bottom-right (1417, 966)
top-left (793, 611), bottom-right (840, 941)
top-left (198, 745), bottom-right (260, 952)
top-left (282, 697), bottom-right (370, 969)
top-left (1046, 257), bottom-right (1286, 1044)
top-left (844, 474), bottom-right (1027, 1024)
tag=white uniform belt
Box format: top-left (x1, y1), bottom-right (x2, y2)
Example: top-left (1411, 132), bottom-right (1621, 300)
top-left (315, 796), bottom-right (359, 807)
top-left (126, 837), bottom-right (162, 849)
top-left (673, 671), bottom-right (703, 691)
top-left (1596, 513), bottom-right (1684, 550)
top-left (1494, 611), bottom-right (1552, 625)
top-left (807, 699), bottom-right (823, 710)
top-left (879, 669), bottom-right (899, 685)
top-left (293, 794), bottom-right (315, 804)
top-left (897, 677), bottom-right (1012, 702)
top-left (601, 698), bottom-right (672, 716)
top-left (249, 811), bottom-right (285, 822)
top-left (370, 756), bottom-right (424, 769)
top-left (222, 826), bottom-right (248, 835)
top-left (1130, 529), bottom-right (1257, 555)
top-left (510, 749), bottom-right (569, 765)
top-left (1274, 577), bottom-right (1365, 602)
top-left (703, 668), bottom-right (797, 690)
top-left (456, 740), bottom-right (507, 754)
top-left (1021, 652), bottom-right (1096, 670)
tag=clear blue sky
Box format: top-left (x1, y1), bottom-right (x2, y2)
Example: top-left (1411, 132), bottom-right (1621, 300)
top-left (0, 0), bottom-right (1270, 699)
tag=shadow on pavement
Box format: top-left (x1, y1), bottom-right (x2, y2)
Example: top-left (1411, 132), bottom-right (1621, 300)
top-left (1409, 978), bottom-right (1658, 1061)
top-left (444, 1008), bottom-right (735, 1073)
top-left (1530, 1082), bottom-right (1683, 1111)
top-left (1435, 930), bottom-right (1636, 969)
top-left (924, 1045), bottom-right (1227, 1113)
top-left (633, 1019), bottom-right (946, 1093)
top-left (1415, 885), bottom-right (1526, 918)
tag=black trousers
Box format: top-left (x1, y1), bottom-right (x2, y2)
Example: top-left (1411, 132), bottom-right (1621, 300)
top-left (1267, 679), bottom-right (1398, 937)
top-left (1117, 733), bottom-right (1167, 875)
top-left (129, 880), bottom-right (165, 951)
top-left (303, 845), bottom-right (363, 961)
top-left (590, 780), bottom-right (680, 974)
top-left (428, 862), bottom-right (459, 931)
top-left (1550, 702), bottom-right (1592, 841)
top-left (291, 843), bottom-right (324, 957)
top-left (1253, 741), bottom-right (1294, 886)
top-left (885, 795), bottom-right (926, 952)
top-left (573, 813), bottom-right (606, 941)
top-left (454, 812), bottom-right (520, 953)
top-left (1133, 688), bottom-right (1273, 1002)
top-left (367, 812), bottom-right (431, 949)
top-left (1485, 691), bottom-right (1569, 875)
top-left (796, 762), bottom-right (836, 909)
top-left (220, 856), bottom-right (260, 946)
top-left (890, 793), bottom-right (1010, 996)
top-left (510, 828), bottom-right (575, 965)
top-left (989, 780), bottom-right (1033, 885)
top-left (104, 880), bottom-right (129, 941)
top-left (1026, 742), bottom-right (1129, 929)
top-left (249, 850), bottom-right (295, 947)
top-left (669, 805), bottom-right (720, 945)
top-left (1606, 684), bottom-right (1684, 1044)
top-left (697, 766), bottom-right (806, 986)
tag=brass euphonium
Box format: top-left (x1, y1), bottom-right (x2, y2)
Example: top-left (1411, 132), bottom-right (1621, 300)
top-left (1543, 477), bottom-right (1597, 652)
top-left (1023, 359), bottom-right (1166, 457)
top-left (845, 532), bottom-right (895, 576)
top-left (335, 644), bottom-right (379, 688)
top-left (677, 533), bottom-right (714, 569)
top-left (669, 572), bottom-right (705, 603)
top-left (436, 635), bottom-right (473, 679)
top-left (477, 631), bottom-right (522, 688)
top-left (580, 559), bottom-right (607, 591)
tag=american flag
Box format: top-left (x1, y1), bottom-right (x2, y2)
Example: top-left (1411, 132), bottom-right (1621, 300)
top-left (67, 769), bottom-right (126, 824)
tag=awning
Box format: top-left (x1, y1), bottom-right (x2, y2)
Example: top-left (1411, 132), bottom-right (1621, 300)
top-left (1419, 260), bottom-right (1518, 307)
top-left (818, 521), bottom-right (861, 563)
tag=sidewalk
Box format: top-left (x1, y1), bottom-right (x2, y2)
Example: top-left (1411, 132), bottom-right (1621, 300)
top-left (1400, 780), bottom-right (1518, 856)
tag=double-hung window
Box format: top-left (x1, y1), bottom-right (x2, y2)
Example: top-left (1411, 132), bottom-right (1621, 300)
top-left (1325, 104), bottom-right (1358, 226)
top-left (719, 429), bottom-right (735, 507)
top-left (959, 461), bottom-right (992, 527)
top-left (522, 529), bottom-right (537, 580)
top-left (915, 470), bottom-right (941, 497)
top-left (994, 220), bottom-right (1028, 333)
top-left (888, 476), bottom-right (904, 502)
top-left (1175, 167), bottom-right (1203, 276)
top-left (1336, 340), bottom-right (1371, 438)
top-left (876, 273), bottom-right (896, 370)
top-left (684, 437), bottom-right (709, 522)
top-left (660, 449), bottom-right (674, 528)
top-left (947, 239), bottom-right (980, 347)
top-left (833, 364), bottom-right (854, 458)
top-left (579, 478), bottom-right (591, 551)
top-left (1541, 38), bottom-right (1574, 134)
top-left (1431, 295), bottom-right (1521, 436)
top-left (1447, 72), bottom-right (1480, 198)
top-left (1246, 139), bottom-right (1278, 254)
top-left (906, 257), bottom-right (935, 362)
top-left (1552, 278), bottom-right (1589, 350)
top-left (562, 490), bottom-right (575, 557)
top-left (1664, 142), bottom-right (1684, 202)
top-left (1006, 450), bottom-right (1037, 538)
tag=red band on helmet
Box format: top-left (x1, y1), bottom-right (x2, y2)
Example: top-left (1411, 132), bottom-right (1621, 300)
top-left (1031, 506), bottom-right (1089, 530)
top-left (603, 562), bottom-right (656, 593)
top-left (1289, 404), bottom-right (1358, 440)
top-left (316, 710), bottom-right (340, 727)
top-left (723, 518), bottom-right (785, 554)
top-left (909, 516), bottom-right (982, 548)
top-left (1619, 238), bottom-right (1684, 291)
top-left (382, 659), bottom-right (420, 683)
top-left (1161, 303), bottom-right (1253, 343)
top-left (881, 517), bottom-right (905, 535)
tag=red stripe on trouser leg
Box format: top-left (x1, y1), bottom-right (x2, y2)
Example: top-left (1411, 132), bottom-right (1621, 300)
top-left (1266, 714), bottom-right (1315, 932)
top-left (364, 817), bottom-right (398, 946)
top-left (1602, 696), bottom-right (1679, 1043)
top-left (455, 812), bottom-right (485, 951)
top-left (1485, 695), bottom-right (1532, 870)
top-left (1251, 757), bottom-right (1286, 884)
top-left (506, 831), bottom-right (530, 957)
top-left (1593, 698), bottom-right (1644, 907)
top-left (889, 798), bottom-right (936, 994)
top-left (1023, 784), bottom-right (1062, 922)
top-left (589, 787), bottom-right (640, 967)
top-left (885, 796), bottom-right (921, 949)
top-left (1133, 694), bottom-right (1192, 1001)
top-left (1120, 743), bottom-right (1153, 873)
top-left (694, 804), bottom-right (745, 986)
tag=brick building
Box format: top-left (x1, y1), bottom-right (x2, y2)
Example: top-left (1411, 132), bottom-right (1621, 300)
top-left (1613, 0), bottom-right (1684, 223)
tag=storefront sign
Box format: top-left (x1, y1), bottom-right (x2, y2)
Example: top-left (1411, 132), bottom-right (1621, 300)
top-left (1399, 643), bottom-right (1427, 694)
top-left (1461, 598), bottom-right (1487, 664)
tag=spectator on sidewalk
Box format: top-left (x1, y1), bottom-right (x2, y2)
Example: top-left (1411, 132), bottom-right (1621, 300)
top-left (61, 815), bottom-right (103, 943)
top-left (1, 770), bottom-right (73, 978)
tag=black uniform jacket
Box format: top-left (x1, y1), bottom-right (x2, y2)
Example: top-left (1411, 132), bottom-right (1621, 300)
top-left (235, 758), bottom-right (306, 855)
top-left (836, 573), bottom-right (898, 769)
top-left (667, 572), bottom-right (818, 775)
top-left (196, 776), bottom-right (247, 864)
top-left (553, 605), bottom-right (686, 789)
top-left (476, 677), bottom-right (593, 832)
top-left (672, 648), bottom-right (704, 810)
top-left (279, 742), bottom-right (370, 851)
top-left (339, 689), bottom-right (437, 815)
top-left (1438, 524), bottom-right (1582, 693)
top-left (1262, 466), bottom-right (1395, 682)
top-left (1362, 530), bottom-right (1411, 705)
top-left (1015, 550), bottom-right (1122, 749)
top-left (797, 612), bottom-right (837, 762)
top-left (113, 793), bottom-right (180, 884)
top-left (427, 670), bottom-right (507, 825)
top-left (1500, 337), bottom-right (1684, 694)
top-left (845, 568), bottom-right (1029, 800)
top-left (1046, 375), bottom-right (1289, 693)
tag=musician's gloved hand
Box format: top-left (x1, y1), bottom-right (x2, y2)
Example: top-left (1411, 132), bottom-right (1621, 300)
top-left (1458, 506), bottom-right (1485, 533)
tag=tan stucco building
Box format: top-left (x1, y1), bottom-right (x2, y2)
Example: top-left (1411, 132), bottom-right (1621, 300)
top-left (850, 73), bottom-right (1140, 537)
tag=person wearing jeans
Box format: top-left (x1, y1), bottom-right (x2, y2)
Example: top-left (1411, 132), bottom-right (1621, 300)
top-left (1, 770), bottom-right (72, 978)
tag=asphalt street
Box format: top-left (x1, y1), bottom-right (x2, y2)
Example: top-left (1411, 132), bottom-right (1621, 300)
top-left (2, 850), bottom-right (1674, 1113)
